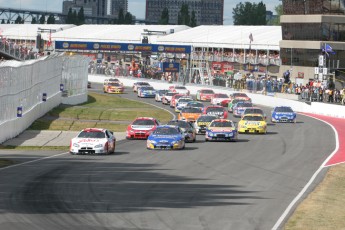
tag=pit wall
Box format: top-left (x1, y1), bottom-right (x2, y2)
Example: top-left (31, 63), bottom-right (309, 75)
top-left (89, 74), bottom-right (345, 119)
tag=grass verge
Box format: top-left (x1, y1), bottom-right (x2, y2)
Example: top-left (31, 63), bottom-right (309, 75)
top-left (284, 164), bottom-right (345, 229)
top-left (29, 92), bottom-right (172, 131)
top-left (0, 145), bottom-right (69, 151)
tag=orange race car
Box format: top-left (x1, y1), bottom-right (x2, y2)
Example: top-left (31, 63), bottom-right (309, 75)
top-left (178, 107), bottom-right (203, 122)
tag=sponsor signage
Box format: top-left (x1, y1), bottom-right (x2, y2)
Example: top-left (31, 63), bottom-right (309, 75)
top-left (162, 62), bottom-right (180, 72)
top-left (297, 72), bottom-right (304, 79)
top-left (55, 41), bottom-right (191, 53)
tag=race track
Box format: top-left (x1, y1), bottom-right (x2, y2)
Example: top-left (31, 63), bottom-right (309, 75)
top-left (0, 84), bottom-right (335, 230)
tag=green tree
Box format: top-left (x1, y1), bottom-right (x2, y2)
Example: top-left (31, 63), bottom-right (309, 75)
top-left (31, 17), bottom-right (37, 24)
top-left (159, 7), bottom-right (169, 25)
top-left (190, 10), bottom-right (197, 27)
top-left (15, 15), bottom-right (24, 24)
top-left (39, 14), bottom-right (46, 24)
top-left (272, 4), bottom-right (282, 25)
top-left (66, 8), bottom-right (73, 24)
top-left (118, 8), bottom-right (125, 24)
top-left (124, 12), bottom-right (133, 24)
top-left (47, 14), bottom-right (55, 24)
top-left (178, 3), bottom-right (190, 26)
top-left (232, 1), bottom-right (267, 25)
top-left (77, 7), bottom-right (85, 25)
top-left (72, 10), bottom-right (78, 25)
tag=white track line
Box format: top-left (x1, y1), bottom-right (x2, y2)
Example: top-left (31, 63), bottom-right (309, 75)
top-left (0, 152), bottom-right (69, 172)
top-left (272, 113), bottom-right (339, 230)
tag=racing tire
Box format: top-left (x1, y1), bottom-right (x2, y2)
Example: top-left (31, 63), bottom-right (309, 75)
top-left (205, 138), bottom-right (208, 142)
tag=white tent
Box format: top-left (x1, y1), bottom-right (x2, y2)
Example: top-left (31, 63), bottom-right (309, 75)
top-left (0, 24), bottom-right (76, 41)
top-left (156, 25), bottom-right (282, 51)
top-left (51, 24), bottom-right (191, 44)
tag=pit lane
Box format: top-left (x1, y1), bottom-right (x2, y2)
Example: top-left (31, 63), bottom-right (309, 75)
top-left (0, 83), bottom-right (335, 230)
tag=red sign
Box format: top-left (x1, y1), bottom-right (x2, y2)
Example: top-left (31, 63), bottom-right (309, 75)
top-left (297, 72), bottom-right (304, 79)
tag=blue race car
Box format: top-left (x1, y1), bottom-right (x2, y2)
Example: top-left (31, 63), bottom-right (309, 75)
top-left (138, 86), bottom-right (156, 98)
top-left (271, 106), bottom-right (297, 123)
top-left (147, 125), bottom-right (185, 150)
top-left (233, 101), bottom-right (253, 117)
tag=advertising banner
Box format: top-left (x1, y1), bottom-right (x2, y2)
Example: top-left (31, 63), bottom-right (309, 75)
top-left (55, 41), bottom-right (192, 54)
top-left (162, 62), bottom-right (180, 72)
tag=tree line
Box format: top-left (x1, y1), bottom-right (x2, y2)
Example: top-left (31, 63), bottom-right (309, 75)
top-left (1, 2), bottom-right (282, 26)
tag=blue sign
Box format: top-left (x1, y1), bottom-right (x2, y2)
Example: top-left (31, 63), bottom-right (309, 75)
top-left (162, 62), bottom-right (180, 72)
top-left (55, 41), bottom-right (191, 54)
top-left (17, 107), bottom-right (22, 117)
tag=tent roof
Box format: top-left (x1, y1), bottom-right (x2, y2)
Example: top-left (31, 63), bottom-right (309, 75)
top-left (51, 24), bottom-right (191, 43)
top-left (156, 25), bottom-right (282, 51)
top-left (0, 24), bottom-right (76, 40)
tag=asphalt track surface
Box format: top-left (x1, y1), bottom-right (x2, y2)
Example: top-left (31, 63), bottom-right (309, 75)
top-left (0, 84), bottom-right (335, 230)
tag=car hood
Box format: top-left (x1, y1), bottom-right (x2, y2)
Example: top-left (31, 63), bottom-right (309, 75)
top-left (149, 135), bottom-right (182, 142)
top-left (72, 138), bottom-right (106, 145)
top-left (130, 125), bottom-right (154, 131)
top-left (208, 127), bottom-right (235, 132)
top-left (239, 121), bottom-right (266, 126)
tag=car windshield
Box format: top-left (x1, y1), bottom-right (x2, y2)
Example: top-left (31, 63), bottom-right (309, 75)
top-left (181, 107), bottom-right (202, 113)
top-left (109, 78), bottom-right (119, 82)
top-left (166, 92), bottom-right (178, 96)
top-left (243, 116), bottom-right (264, 121)
top-left (132, 119), bottom-right (155, 126)
top-left (154, 127), bottom-right (179, 135)
top-left (210, 121), bottom-right (234, 128)
top-left (197, 116), bottom-right (217, 122)
top-left (179, 98), bottom-right (193, 103)
top-left (139, 82), bottom-right (150, 86)
top-left (244, 109), bottom-right (263, 114)
top-left (215, 94), bottom-right (228, 98)
top-left (237, 103), bottom-right (252, 107)
top-left (167, 121), bottom-right (190, 129)
top-left (158, 90), bottom-right (169, 95)
top-left (175, 86), bottom-right (186, 89)
top-left (206, 107), bottom-right (224, 113)
top-left (275, 107), bottom-right (294, 112)
top-left (202, 90), bottom-right (214, 94)
top-left (142, 87), bottom-right (154, 90)
top-left (108, 83), bottom-right (121, 86)
top-left (187, 102), bottom-right (204, 108)
top-left (78, 131), bottom-right (105, 138)
top-left (234, 93), bottom-right (248, 97)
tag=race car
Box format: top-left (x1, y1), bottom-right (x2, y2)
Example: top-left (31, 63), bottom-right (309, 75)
top-left (229, 92), bottom-right (251, 102)
top-left (233, 101), bottom-right (253, 117)
top-left (70, 128), bottom-right (116, 155)
top-left (169, 85), bottom-right (190, 95)
top-left (104, 78), bottom-right (123, 85)
top-left (186, 101), bottom-right (205, 112)
top-left (155, 89), bottom-right (170, 102)
top-left (137, 86), bottom-right (156, 98)
top-left (210, 93), bottom-right (230, 105)
top-left (227, 98), bottom-right (246, 113)
top-left (147, 125), bottom-right (185, 150)
top-left (167, 120), bottom-right (196, 142)
top-left (175, 97), bottom-right (194, 112)
top-left (170, 94), bottom-right (189, 108)
top-left (271, 106), bottom-right (297, 123)
top-left (204, 105), bottom-right (228, 119)
top-left (220, 98), bottom-right (232, 107)
top-left (133, 81), bottom-right (151, 92)
top-left (196, 89), bottom-right (215, 101)
top-left (242, 107), bottom-right (267, 120)
top-left (205, 119), bottom-right (238, 142)
top-left (194, 114), bottom-right (217, 134)
top-left (238, 114), bottom-right (267, 134)
top-left (162, 91), bottom-right (179, 105)
top-left (103, 82), bottom-right (125, 94)
top-left (178, 107), bottom-right (203, 122)
top-left (126, 117), bottom-right (160, 139)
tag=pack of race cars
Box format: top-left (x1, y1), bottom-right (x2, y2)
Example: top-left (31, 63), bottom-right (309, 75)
top-left (70, 80), bottom-right (298, 154)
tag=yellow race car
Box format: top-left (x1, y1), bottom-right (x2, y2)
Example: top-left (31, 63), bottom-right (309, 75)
top-left (238, 114), bottom-right (267, 134)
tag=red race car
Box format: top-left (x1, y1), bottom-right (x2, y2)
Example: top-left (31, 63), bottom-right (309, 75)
top-left (170, 94), bottom-right (186, 108)
top-left (126, 117), bottom-right (160, 139)
top-left (196, 89), bottom-right (215, 101)
top-left (229, 92), bottom-right (251, 102)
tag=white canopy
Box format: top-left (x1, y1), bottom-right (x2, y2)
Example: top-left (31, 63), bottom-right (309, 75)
top-left (51, 24), bottom-right (191, 44)
top-left (0, 24), bottom-right (76, 40)
top-left (156, 25), bottom-right (282, 51)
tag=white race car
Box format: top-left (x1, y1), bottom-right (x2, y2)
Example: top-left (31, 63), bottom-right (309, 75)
top-left (70, 128), bottom-right (116, 155)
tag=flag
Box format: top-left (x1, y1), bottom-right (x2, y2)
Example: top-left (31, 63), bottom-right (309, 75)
top-left (322, 44), bottom-right (335, 56)
top-left (249, 33), bottom-right (253, 43)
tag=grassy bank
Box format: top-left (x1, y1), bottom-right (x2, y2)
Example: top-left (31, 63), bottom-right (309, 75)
top-left (0, 159), bottom-right (15, 168)
top-left (29, 92), bottom-right (172, 131)
top-left (285, 164), bottom-right (345, 229)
